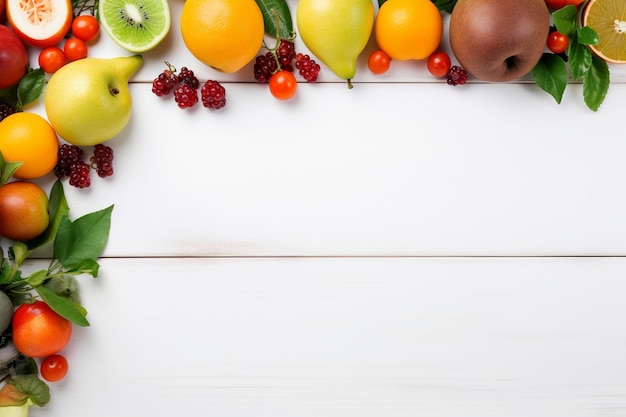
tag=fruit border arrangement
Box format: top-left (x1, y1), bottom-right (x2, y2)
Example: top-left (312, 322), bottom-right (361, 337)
top-left (0, 0), bottom-right (623, 414)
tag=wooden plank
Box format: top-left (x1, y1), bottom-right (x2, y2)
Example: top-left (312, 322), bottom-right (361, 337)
top-left (29, 256), bottom-right (626, 417)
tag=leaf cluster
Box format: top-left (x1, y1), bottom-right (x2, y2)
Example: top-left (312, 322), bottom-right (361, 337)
top-left (531, 5), bottom-right (610, 111)
top-left (0, 69), bottom-right (45, 112)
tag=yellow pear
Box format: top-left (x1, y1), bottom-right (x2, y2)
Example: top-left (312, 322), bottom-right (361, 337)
top-left (296, 0), bottom-right (374, 88)
top-left (44, 55), bottom-right (143, 146)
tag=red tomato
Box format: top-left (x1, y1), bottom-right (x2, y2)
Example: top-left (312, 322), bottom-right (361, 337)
top-left (427, 51), bottom-right (452, 78)
top-left (545, 0), bottom-right (585, 10)
top-left (71, 15), bottom-right (100, 43)
top-left (38, 46), bottom-right (67, 74)
top-left (63, 37), bottom-right (88, 62)
top-left (41, 354), bottom-right (69, 382)
top-left (547, 31), bottom-right (569, 54)
top-left (12, 300), bottom-right (72, 358)
top-left (269, 70), bottom-right (297, 100)
top-left (368, 49), bottom-right (391, 75)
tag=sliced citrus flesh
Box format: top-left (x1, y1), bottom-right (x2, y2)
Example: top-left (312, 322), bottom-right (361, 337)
top-left (99, 0), bottom-right (171, 53)
top-left (583, 0), bottom-right (626, 63)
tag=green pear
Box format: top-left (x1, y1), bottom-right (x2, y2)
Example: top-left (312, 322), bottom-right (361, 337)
top-left (296, 0), bottom-right (374, 88)
top-left (44, 55), bottom-right (143, 146)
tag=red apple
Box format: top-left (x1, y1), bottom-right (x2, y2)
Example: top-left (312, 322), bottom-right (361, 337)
top-left (0, 24), bottom-right (28, 89)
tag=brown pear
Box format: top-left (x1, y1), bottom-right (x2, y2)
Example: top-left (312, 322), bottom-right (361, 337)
top-left (449, 0), bottom-right (550, 82)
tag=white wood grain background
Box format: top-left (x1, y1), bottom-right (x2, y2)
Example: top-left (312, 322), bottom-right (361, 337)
top-left (7, 0), bottom-right (626, 415)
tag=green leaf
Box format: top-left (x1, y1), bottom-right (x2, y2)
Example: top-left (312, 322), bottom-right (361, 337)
top-left (576, 25), bottom-right (599, 45)
top-left (552, 5), bottom-right (577, 36)
top-left (254, 0), bottom-right (293, 39)
top-left (16, 69), bottom-right (45, 110)
top-left (63, 258), bottom-right (100, 277)
top-left (36, 286), bottom-right (89, 326)
top-left (0, 152), bottom-right (23, 187)
top-left (569, 35), bottom-right (593, 80)
top-left (24, 180), bottom-right (70, 252)
top-left (430, 0), bottom-right (457, 13)
top-left (0, 375), bottom-right (49, 407)
top-left (54, 205), bottom-right (113, 270)
top-left (24, 270), bottom-right (47, 287)
top-left (0, 85), bottom-right (19, 109)
top-left (531, 53), bottom-right (569, 104)
top-left (583, 54), bottom-right (610, 111)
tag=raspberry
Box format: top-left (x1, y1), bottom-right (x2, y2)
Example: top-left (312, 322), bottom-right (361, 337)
top-left (69, 161), bottom-right (91, 188)
top-left (277, 39), bottom-right (296, 70)
top-left (447, 66), bottom-right (468, 86)
top-left (201, 80), bottom-right (227, 110)
top-left (0, 102), bottom-right (15, 122)
top-left (173, 84), bottom-right (199, 109)
top-left (178, 67), bottom-right (200, 89)
top-left (54, 144), bottom-right (83, 178)
top-left (295, 53), bottom-right (321, 82)
top-left (253, 52), bottom-right (278, 83)
top-left (90, 144), bottom-right (114, 178)
top-left (152, 64), bottom-right (178, 97)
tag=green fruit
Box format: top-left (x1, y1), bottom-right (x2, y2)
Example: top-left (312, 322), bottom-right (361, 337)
top-left (296, 0), bottom-right (374, 87)
top-left (99, 0), bottom-right (170, 53)
top-left (44, 55), bottom-right (143, 146)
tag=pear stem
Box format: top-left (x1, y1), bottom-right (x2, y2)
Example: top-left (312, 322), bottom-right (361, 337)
top-left (347, 79), bottom-right (353, 89)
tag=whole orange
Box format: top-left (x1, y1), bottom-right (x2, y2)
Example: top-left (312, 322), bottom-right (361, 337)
top-left (180, 0), bottom-right (264, 73)
top-left (0, 181), bottom-right (49, 241)
top-left (0, 112), bottom-right (59, 180)
top-left (375, 0), bottom-right (443, 61)
top-left (12, 300), bottom-right (72, 358)
top-left (545, 0), bottom-right (585, 10)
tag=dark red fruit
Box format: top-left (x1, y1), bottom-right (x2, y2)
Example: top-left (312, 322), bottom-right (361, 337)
top-left (69, 161), bottom-right (91, 188)
top-left (0, 103), bottom-right (15, 122)
top-left (277, 39), bottom-right (296, 70)
top-left (54, 144), bottom-right (83, 178)
top-left (173, 84), bottom-right (199, 109)
top-left (90, 144), bottom-right (114, 178)
top-left (200, 80), bottom-right (226, 110)
top-left (295, 53), bottom-right (321, 82)
top-left (447, 66), bottom-right (468, 86)
top-left (253, 52), bottom-right (279, 83)
top-left (178, 66), bottom-right (200, 89)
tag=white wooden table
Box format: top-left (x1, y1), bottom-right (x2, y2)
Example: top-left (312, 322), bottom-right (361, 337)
top-left (12, 1), bottom-right (626, 415)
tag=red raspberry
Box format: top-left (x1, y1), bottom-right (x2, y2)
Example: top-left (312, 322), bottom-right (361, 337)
top-left (295, 53), bottom-right (321, 82)
top-left (277, 39), bottom-right (296, 70)
top-left (178, 66), bottom-right (200, 89)
top-left (55, 144), bottom-right (83, 178)
top-left (69, 161), bottom-right (91, 188)
top-left (90, 144), bottom-right (114, 178)
top-left (173, 84), bottom-right (199, 109)
top-left (253, 52), bottom-right (278, 83)
top-left (152, 68), bottom-right (178, 96)
top-left (201, 80), bottom-right (226, 110)
top-left (447, 66), bottom-right (468, 86)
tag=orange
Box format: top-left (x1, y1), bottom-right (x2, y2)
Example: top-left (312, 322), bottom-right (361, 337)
top-left (0, 112), bottom-right (59, 180)
top-left (583, 0), bottom-right (626, 63)
top-left (180, 0), bottom-right (264, 74)
top-left (12, 300), bottom-right (72, 358)
top-left (0, 181), bottom-right (50, 241)
top-left (375, 0), bottom-right (443, 61)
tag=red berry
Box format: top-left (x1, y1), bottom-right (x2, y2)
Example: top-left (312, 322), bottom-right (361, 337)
top-left (178, 67), bottom-right (200, 89)
top-left (200, 80), bottom-right (227, 110)
top-left (55, 144), bottom-right (83, 178)
top-left (295, 53), bottom-right (321, 82)
top-left (447, 66), bottom-right (468, 86)
top-left (173, 84), bottom-right (199, 109)
top-left (90, 144), bottom-right (114, 178)
top-left (69, 161), bottom-right (91, 188)
top-left (254, 52), bottom-right (278, 83)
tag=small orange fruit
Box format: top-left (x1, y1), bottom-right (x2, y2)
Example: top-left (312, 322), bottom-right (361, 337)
top-left (375, 0), bottom-right (443, 61)
top-left (0, 112), bottom-right (59, 180)
top-left (0, 181), bottom-right (50, 241)
top-left (6, 0), bottom-right (72, 48)
top-left (12, 301), bottom-right (71, 358)
top-left (582, 0), bottom-right (626, 64)
top-left (180, 0), bottom-right (264, 74)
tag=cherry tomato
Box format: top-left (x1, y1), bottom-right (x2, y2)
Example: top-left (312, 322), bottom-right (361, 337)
top-left (12, 300), bottom-right (72, 358)
top-left (427, 51), bottom-right (452, 78)
top-left (63, 37), bottom-right (88, 62)
top-left (38, 46), bottom-right (66, 74)
top-left (41, 354), bottom-right (69, 382)
top-left (545, 0), bottom-right (585, 11)
top-left (71, 15), bottom-right (100, 43)
top-left (547, 31), bottom-right (569, 54)
top-left (368, 49), bottom-right (391, 75)
top-left (269, 70), bottom-right (297, 100)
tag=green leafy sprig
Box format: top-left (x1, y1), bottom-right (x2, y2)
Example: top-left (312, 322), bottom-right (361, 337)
top-left (531, 4), bottom-right (610, 111)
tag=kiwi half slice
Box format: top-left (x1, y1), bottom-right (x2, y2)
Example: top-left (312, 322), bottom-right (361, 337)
top-left (99, 0), bottom-right (170, 53)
